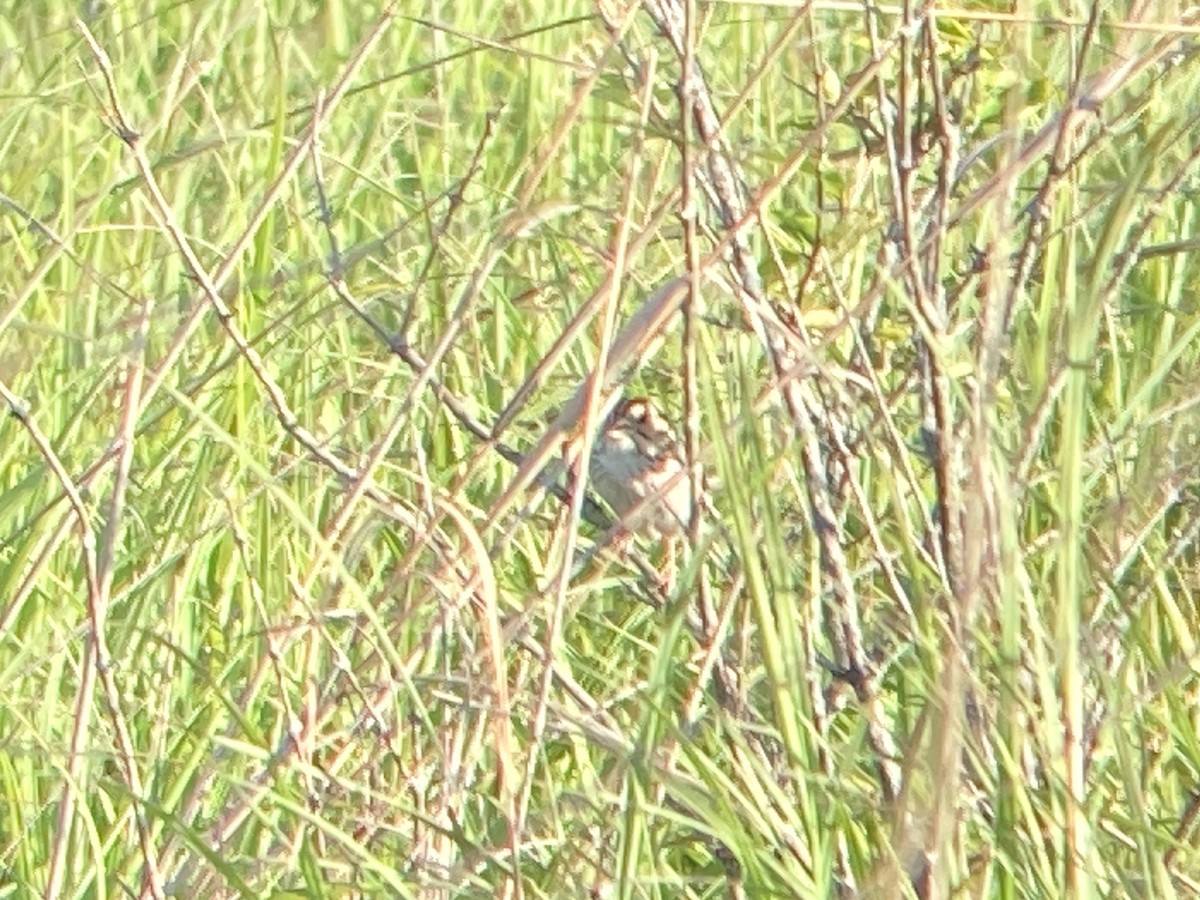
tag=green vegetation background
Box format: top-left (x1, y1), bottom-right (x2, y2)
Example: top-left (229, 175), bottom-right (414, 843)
top-left (2, 2), bottom-right (1199, 898)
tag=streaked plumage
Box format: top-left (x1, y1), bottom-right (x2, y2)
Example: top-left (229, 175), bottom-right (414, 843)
top-left (588, 397), bottom-right (693, 537)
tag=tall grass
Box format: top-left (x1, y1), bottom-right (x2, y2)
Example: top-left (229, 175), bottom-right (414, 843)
top-left (2, 1), bottom-right (1199, 897)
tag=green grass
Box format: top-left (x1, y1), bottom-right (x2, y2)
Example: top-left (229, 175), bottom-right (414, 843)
top-left (3, 1), bottom-right (1200, 897)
